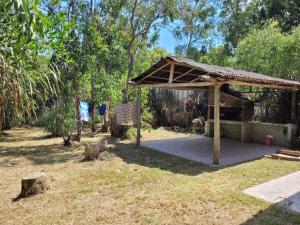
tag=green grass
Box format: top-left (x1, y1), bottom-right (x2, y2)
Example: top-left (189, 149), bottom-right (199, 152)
top-left (0, 127), bottom-right (300, 225)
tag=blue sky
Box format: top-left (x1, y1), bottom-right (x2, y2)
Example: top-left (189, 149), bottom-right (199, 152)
top-left (155, 26), bottom-right (224, 54)
top-left (156, 28), bottom-right (177, 53)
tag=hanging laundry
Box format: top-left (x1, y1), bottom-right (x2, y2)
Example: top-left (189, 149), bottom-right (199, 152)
top-left (115, 102), bottom-right (138, 125)
top-left (80, 101), bottom-right (89, 121)
top-left (88, 102), bottom-right (93, 116)
top-left (98, 103), bottom-right (107, 116)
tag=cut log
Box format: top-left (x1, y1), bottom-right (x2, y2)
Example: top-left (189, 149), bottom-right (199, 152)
top-left (269, 153), bottom-right (300, 161)
top-left (17, 172), bottom-right (49, 199)
top-left (277, 149), bottom-right (300, 157)
top-left (84, 139), bottom-right (108, 160)
top-left (110, 114), bottom-right (127, 138)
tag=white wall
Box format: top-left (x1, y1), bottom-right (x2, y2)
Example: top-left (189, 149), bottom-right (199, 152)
top-left (206, 120), bottom-right (297, 147)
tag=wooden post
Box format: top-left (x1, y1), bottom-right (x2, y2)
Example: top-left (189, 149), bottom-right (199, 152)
top-left (213, 84), bottom-right (221, 165)
top-left (136, 87), bottom-right (141, 146)
top-left (168, 63), bottom-right (175, 83)
top-left (291, 91), bottom-right (297, 124)
top-left (241, 109), bottom-right (246, 142)
top-left (206, 106), bottom-right (211, 136)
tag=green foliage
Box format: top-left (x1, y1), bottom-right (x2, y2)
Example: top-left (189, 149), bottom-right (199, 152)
top-left (201, 44), bottom-right (234, 66)
top-left (235, 24), bottom-right (300, 79)
top-left (39, 105), bottom-right (75, 138)
top-left (174, 0), bottom-right (217, 60)
top-left (220, 0), bottom-right (252, 49)
top-left (251, 0), bottom-right (300, 32)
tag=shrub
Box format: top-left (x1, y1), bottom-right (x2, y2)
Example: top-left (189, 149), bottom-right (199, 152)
top-left (191, 117), bottom-right (205, 134)
top-left (39, 105), bottom-right (76, 145)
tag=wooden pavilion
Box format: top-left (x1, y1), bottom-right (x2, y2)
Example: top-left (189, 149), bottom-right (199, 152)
top-left (130, 56), bottom-right (300, 165)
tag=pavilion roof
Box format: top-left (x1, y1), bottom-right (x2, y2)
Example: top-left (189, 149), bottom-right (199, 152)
top-left (131, 56), bottom-right (300, 90)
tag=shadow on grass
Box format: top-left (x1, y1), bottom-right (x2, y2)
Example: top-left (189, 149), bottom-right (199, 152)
top-left (0, 143), bottom-right (81, 166)
top-left (240, 204), bottom-right (300, 225)
top-left (0, 131), bottom-right (215, 175)
top-left (108, 138), bottom-right (216, 176)
top-left (0, 134), bottom-right (54, 142)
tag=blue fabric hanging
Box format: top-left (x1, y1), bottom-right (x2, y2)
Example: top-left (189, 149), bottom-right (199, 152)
top-left (98, 103), bottom-right (107, 116)
top-left (88, 102), bottom-right (93, 116)
top-left (80, 101), bottom-right (89, 121)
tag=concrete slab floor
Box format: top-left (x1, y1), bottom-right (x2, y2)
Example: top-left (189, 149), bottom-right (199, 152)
top-left (244, 171), bottom-right (300, 213)
top-left (141, 135), bottom-right (278, 167)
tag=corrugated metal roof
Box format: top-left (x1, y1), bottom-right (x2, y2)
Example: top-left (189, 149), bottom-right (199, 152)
top-left (131, 56), bottom-right (300, 88)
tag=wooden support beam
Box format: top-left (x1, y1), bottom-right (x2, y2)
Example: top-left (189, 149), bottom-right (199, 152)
top-left (190, 74), bottom-right (218, 83)
top-left (226, 80), bottom-right (298, 91)
top-left (173, 68), bottom-right (195, 81)
top-left (137, 81), bottom-right (216, 89)
top-left (139, 62), bottom-right (170, 83)
top-left (168, 63), bottom-right (175, 83)
top-left (213, 84), bottom-right (221, 165)
top-left (151, 76), bottom-right (169, 81)
top-left (136, 87), bottom-right (141, 147)
top-left (291, 91), bottom-right (297, 124)
top-left (206, 106), bottom-right (211, 136)
top-left (160, 69), bottom-right (202, 77)
top-left (240, 110), bottom-right (247, 142)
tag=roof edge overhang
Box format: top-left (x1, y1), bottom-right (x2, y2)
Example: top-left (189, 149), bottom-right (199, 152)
top-left (130, 56), bottom-right (300, 91)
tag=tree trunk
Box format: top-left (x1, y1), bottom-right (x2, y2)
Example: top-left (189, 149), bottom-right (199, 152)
top-left (123, 46), bottom-right (134, 103)
top-left (90, 71), bottom-right (96, 132)
top-left (0, 108), bottom-right (4, 136)
top-left (101, 104), bottom-right (110, 132)
top-left (74, 67), bottom-right (82, 142)
top-left (0, 98), bottom-right (7, 135)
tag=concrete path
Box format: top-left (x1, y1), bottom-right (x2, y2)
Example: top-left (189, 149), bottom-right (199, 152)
top-left (244, 171), bottom-right (300, 213)
top-left (142, 136), bottom-right (278, 166)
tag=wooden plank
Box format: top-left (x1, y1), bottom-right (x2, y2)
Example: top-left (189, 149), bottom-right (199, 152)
top-left (241, 110), bottom-right (246, 142)
top-left (206, 104), bottom-right (211, 136)
top-left (168, 63), bottom-right (175, 83)
top-left (136, 87), bottom-right (141, 147)
top-left (151, 76), bottom-right (169, 81)
top-left (226, 80), bottom-right (298, 91)
top-left (137, 81), bottom-right (216, 88)
top-left (278, 149), bottom-right (300, 157)
top-left (139, 62), bottom-right (170, 83)
top-left (269, 154), bottom-right (300, 161)
top-left (291, 91), bottom-right (297, 123)
top-left (160, 69), bottom-right (199, 77)
top-left (173, 68), bottom-right (195, 81)
top-left (190, 74), bottom-right (218, 83)
top-left (213, 84), bottom-right (221, 165)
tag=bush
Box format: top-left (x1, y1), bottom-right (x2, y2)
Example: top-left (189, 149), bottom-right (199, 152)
top-left (191, 117), bottom-right (205, 134)
top-left (39, 105), bottom-right (76, 145)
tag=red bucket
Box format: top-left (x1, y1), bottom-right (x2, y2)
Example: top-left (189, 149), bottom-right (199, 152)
top-left (265, 135), bottom-right (273, 146)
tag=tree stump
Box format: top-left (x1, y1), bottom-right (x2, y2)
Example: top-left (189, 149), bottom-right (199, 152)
top-left (84, 139), bottom-right (108, 160)
top-left (17, 172), bottom-right (49, 200)
top-left (110, 115), bottom-right (127, 138)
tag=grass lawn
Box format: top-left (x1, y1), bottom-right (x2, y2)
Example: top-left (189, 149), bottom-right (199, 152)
top-left (0, 127), bottom-right (300, 225)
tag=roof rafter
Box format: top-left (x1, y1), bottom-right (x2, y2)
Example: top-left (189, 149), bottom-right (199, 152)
top-left (173, 68), bottom-right (195, 81)
top-left (139, 62), bottom-right (170, 83)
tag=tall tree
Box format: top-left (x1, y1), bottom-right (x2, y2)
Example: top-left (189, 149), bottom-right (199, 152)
top-left (251, 0), bottom-right (300, 32)
top-left (121, 0), bottom-right (177, 103)
top-left (219, 0), bottom-right (250, 49)
top-left (173, 0), bottom-right (216, 60)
